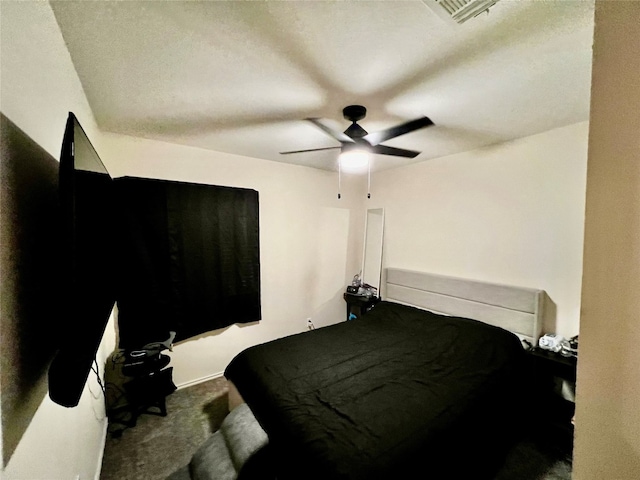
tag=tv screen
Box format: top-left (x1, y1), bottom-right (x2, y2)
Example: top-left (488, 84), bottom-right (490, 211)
top-left (48, 112), bottom-right (116, 407)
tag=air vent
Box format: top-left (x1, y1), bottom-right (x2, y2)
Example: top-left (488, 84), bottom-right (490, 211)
top-left (424, 0), bottom-right (501, 24)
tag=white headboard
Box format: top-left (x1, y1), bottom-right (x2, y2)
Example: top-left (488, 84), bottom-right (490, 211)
top-left (384, 268), bottom-right (545, 346)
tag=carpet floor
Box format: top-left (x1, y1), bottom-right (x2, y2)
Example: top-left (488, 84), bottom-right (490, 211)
top-left (99, 377), bottom-right (572, 480)
top-left (100, 376), bottom-right (229, 480)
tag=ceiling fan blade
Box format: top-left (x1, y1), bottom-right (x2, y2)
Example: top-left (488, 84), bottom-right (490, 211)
top-left (306, 118), bottom-right (355, 144)
top-left (370, 144), bottom-right (421, 158)
top-left (280, 146), bottom-right (342, 155)
top-left (363, 116), bottom-right (434, 146)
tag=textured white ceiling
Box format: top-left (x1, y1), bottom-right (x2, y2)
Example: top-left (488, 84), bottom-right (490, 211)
top-left (51, 0), bottom-right (595, 172)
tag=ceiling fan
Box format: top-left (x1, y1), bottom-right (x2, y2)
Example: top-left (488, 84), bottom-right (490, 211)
top-left (280, 105), bottom-right (435, 159)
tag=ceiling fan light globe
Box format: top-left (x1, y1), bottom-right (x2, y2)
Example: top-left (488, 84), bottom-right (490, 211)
top-left (339, 149), bottom-right (370, 172)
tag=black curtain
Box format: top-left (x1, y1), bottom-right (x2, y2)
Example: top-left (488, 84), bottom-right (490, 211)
top-left (114, 177), bottom-right (261, 350)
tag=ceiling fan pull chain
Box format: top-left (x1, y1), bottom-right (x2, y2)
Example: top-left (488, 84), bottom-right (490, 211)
top-left (338, 160), bottom-right (342, 199)
top-left (367, 161), bottom-right (371, 199)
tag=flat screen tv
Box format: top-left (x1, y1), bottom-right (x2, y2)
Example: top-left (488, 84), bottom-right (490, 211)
top-left (48, 112), bottom-right (116, 407)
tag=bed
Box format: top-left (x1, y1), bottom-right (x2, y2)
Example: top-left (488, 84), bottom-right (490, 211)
top-left (221, 268), bottom-right (545, 480)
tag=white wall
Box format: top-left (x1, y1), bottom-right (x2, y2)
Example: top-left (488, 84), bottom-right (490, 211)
top-left (371, 122), bottom-right (589, 338)
top-left (573, 1), bottom-right (640, 478)
top-left (100, 133), bottom-right (366, 385)
top-left (0, 2), bottom-right (115, 479)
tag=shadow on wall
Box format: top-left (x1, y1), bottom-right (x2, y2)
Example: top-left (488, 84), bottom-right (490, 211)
top-left (542, 294), bottom-right (559, 338)
top-left (0, 114), bottom-right (62, 466)
top-left (310, 286), bottom-right (349, 328)
top-left (309, 207), bottom-right (351, 317)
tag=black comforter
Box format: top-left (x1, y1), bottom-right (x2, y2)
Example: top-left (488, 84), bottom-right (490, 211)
top-left (224, 301), bottom-right (527, 480)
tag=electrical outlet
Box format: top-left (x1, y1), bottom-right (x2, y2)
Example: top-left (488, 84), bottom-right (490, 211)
top-left (307, 318), bottom-right (315, 330)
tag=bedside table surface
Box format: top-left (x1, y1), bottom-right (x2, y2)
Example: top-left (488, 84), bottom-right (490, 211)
top-left (343, 292), bottom-right (378, 304)
top-left (528, 347), bottom-right (577, 366)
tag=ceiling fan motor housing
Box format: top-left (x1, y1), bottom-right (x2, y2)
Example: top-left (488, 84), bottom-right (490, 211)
top-left (344, 123), bottom-right (368, 139)
top-left (342, 105), bottom-right (369, 139)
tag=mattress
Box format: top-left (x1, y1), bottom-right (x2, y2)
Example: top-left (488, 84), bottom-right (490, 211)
top-left (224, 301), bottom-right (527, 480)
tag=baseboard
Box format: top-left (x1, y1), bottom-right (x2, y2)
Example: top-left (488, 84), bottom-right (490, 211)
top-left (176, 371), bottom-right (225, 390)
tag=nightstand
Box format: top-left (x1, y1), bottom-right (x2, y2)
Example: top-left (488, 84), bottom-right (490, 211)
top-left (527, 347), bottom-right (577, 451)
top-left (528, 347), bottom-right (577, 383)
top-left (343, 292), bottom-right (380, 321)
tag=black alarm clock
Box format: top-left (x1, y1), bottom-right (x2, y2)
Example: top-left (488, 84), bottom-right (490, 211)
top-left (346, 285), bottom-right (359, 294)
